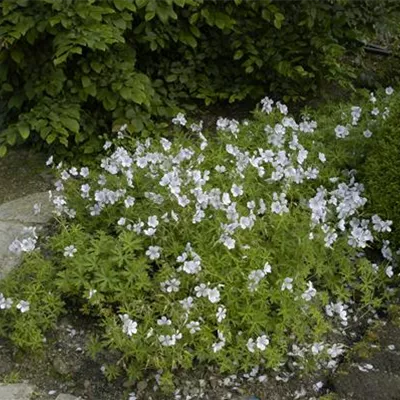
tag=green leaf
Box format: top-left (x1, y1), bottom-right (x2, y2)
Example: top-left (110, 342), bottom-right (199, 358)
top-left (120, 87), bottom-right (131, 100)
top-left (0, 145), bottom-right (7, 157)
top-left (114, 0), bottom-right (136, 11)
top-left (90, 61), bottom-right (103, 73)
top-left (233, 50), bottom-right (243, 60)
top-left (82, 76), bottom-right (91, 88)
top-left (2, 83), bottom-right (13, 92)
top-left (274, 12), bottom-right (285, 29)
top-left (61, 117), bottom-right (80, 133)
top-left (11, 49), bottom-right (24, 64)
top-left (46, 133), bottom-right (57, 144)
top-left (145, 11), bottom-right (155, 21)
top-left (18, 123), bottom-right (30, 139)
top-left (6, 130), bottom-right (17, 145)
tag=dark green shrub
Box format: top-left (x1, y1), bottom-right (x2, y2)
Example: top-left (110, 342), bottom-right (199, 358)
top-left (361, 100), bottom-right (400, 247)
top-left (0, 0), bottom-right (397, 156)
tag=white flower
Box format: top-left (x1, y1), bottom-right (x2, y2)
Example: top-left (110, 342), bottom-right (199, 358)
top-left (216, 306), bottom-right (226, 323)
top-left (313, 381), bottom-right (324, 392)
top-left (256, 335), bottom-right (270, 351)
top-left (363, 129), bottom-right (372, 138)
top-left (80, 167), bottom-right (89, 177)
top-left (172, 112), bottom-right (187, 126)
top-left (335, 125), bottom-right (349, 139)
top-left (318, 152), bottom-right (326, 163)
top-left (194, 283), bottom-right (209, 298)
top-left (247, 338), bottom-right (256, 353)
top-left (186, 320), bottom-right (200, 334)
top-left (372, 215), bottom-right (392, 233)
top-left (182, 260), bottom-right (201, 274)
top-left (117, 217), bottom-right (126, 226)
top-left (260, 96), bottom-right (274, 114)
top-left (180, 296), bottom-right (194, 311)
top-left (69, 167), bottom-right (78, 176)
top-left (147, 215), bottom-right (159, 228)
top-left (311, 342), bottom-right (324, 355)
top-left (386, 86), bottom-right (394, 95)
top-left (124, 196), bottom-right (135, 208)
top-left (33, 203), bottom-right (41, 215)
top-left (157, 316), bottom-right (172, 326)
top-left (46, 155), bottom-right (54, 166)
top-left (371, 107), bottom-right (379, 116)
top-left (159, 335), bottom-right (174, 347)
top-left (16, 300), bottom-right (30, 313)
top-left (128, 392), bottom-right (137, 400)
top-left (386, 266), bottom-right (394, 278)
top-left (220, 234), bottom-right (236, 250)
top-left (159, 330), bottom-right (182, 347)
top-left (161, 278), bottom-right (181, 293)
top-left (119, 314), bottom-right (138, 336)
top-left (88, 289), bottom-right (97, 299)
top-left (160, 138), bottom-right (172, 151)
top-left (212, 341), bottom-right (225, 353)
top-left (207, 287), bottom-right (221, 303)
top-left (61, 170), bottom-right (70, 180)
top-left (327, 344), bottom-right (344, 358)
top-left (263, 262), bottom-right (272, 274)
top-left (231, 184), bottom-right (243, 197)
top-left (0, 294), bottom-right (13, 310)
top-left (146, 246), bottom-right (161, 260)
top-left (301, 281), bottom-right (317, 301)
top-left (103, 141), bottom-right (112, 150)
top-left (63, 245), bottom-right (77, 258)
top-left (281, 277), bottom-right (293, 292)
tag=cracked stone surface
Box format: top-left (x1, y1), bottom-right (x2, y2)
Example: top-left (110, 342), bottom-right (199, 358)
top-left (332, 317), bottom-right (400, 400)
top-left (0, 383), bottom-right (35, 400)
top-left (0, 192), bottom-right (53, 280)
top-left (56, 394), bottom-right (81, 400)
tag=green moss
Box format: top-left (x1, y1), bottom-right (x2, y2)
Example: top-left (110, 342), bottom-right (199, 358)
top-left (388, 305), bottom-right (400, 327)
top-left (320, 394), bottom-right (341, 400)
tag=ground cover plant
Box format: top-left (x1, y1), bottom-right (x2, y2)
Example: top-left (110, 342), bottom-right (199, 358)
top-left (1, 0), bottom-right (398, 157)
top-left (0, 89), bottom-right (398, 396)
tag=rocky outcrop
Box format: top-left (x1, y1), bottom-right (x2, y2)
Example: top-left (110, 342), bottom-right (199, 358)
top-left (0, 383), bottom-right (35, 400)
top-left (0, 192), bottom-right (53, 279)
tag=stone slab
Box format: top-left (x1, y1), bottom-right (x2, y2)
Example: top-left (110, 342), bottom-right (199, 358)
top-left (0, 220), bottom-right (26, 279)
top-left (0, 383), bottom-right (35, 400)
top-left (0, 192), bottom-right (54, 280)
top-left (56, 395), bottom-right (81, 400)
top-left (0, 192), bottom-right (52, 225)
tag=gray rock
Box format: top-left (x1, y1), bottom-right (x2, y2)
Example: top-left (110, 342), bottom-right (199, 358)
top-left (333, 368), bottom-right (400, 400)
top-left (0, 221), bottom-right (26, 279)
top-left (0, 383), bottom-right (35, 400)
top-left (56, 394), bottom-right (81, 400)
top-left (0, 192), bottom-right (52, 225)
top-left (332, 320), bottom-right (400, 400)
top-left (0, 192), bottom-right (53, 279)
top-left (52, 355), bottom-right (71, 376)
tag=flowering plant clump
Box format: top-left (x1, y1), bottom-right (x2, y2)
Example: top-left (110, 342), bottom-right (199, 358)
top-left (0, 90), bottom-right (398, 390)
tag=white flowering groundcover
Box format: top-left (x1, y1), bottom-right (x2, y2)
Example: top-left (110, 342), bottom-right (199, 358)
top-left (1, 89), bottom-right (398, 391)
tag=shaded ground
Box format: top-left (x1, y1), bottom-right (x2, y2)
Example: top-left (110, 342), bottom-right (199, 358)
top-left (0, 147), bottom-right (52, 204)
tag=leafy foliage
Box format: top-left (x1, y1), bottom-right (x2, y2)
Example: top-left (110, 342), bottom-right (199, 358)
top-left (361, 97), bottom-right (400, 247)
top-left (0, 0), bottom-right (398, 156)
top-left (0, 94), bottom-right (396, 391)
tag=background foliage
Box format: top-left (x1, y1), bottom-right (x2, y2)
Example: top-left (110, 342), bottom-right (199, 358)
top-left (0, 0), bottom-right (398, 156)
